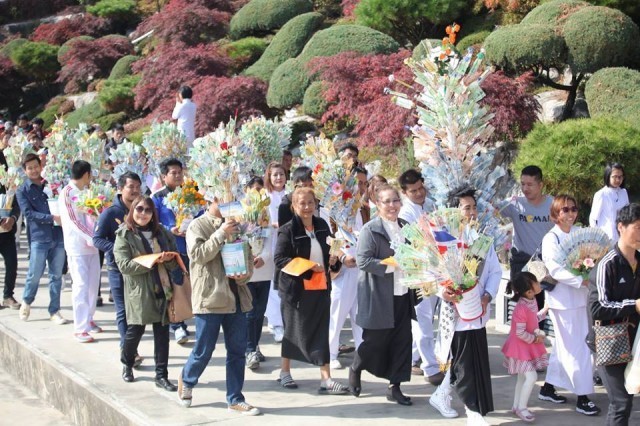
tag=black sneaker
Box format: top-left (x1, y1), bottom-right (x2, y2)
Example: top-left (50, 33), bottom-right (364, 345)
top-left (593, 374), bottom-right (603, 386)
top-left (538, 385), bottom-right (567, 404)
top-left (576, 398), bottom-right (601, 416)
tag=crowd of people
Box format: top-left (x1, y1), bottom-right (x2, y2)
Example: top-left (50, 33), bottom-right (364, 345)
top-left (1, 109), bottom-right (639, 424)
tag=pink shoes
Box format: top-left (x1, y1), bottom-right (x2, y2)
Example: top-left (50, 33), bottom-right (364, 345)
top-left (514, 408), bottom-right (535, 422)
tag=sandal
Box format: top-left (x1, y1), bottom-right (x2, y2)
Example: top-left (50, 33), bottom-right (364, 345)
top-left (515, 408), bottom-right (535, 423)
top-left (319, 380), bottom-right (349, 395)
top-left (277, 373), bottom-right (298, 389)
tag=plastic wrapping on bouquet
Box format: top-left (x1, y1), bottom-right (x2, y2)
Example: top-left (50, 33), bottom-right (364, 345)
top-left (455, 283), bottom-right (484, 321)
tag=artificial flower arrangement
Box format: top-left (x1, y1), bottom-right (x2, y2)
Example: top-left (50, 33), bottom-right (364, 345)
top-left (552, 227), bottom-right (611, 280)
top-left (238, 116), bottom-right (291, 174)
top-left (237, 187), bottom-right (271, 255)
top-left (109, 141), bottom-right (148, 193)
top-left (73, 181), bottom-right (117, 218)
top-left (162, 178), bottom-right (206, 233)
top-left (0, 134), bottom-right (35, 213)
top-left (141, 121), bottom-right (188, 178)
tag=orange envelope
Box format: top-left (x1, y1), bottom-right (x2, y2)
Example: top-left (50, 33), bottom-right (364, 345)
top-left (380, 256), bottom-right (399, 268)
top-left (281, 257), bottom-right (317, 277)
top-left (304, 271), bottom-right (327, 291)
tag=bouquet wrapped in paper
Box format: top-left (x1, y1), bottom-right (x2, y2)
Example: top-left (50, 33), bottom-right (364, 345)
top-left (109, 141), bottom-right (148, 193)
top-left (551, 227), bottom-right (611, 279)
top-left (142, 121), bottom-right (188, 178)
top-left (72, 181), bottom-right (117, 218)
top-left (162, 178), bottom-right (206, 233)
top-left (188, 119), bottom-right (263, 203)
top-left (237, 188), bottom-right (271, 255)
top-left (238, 116), bottom-right (291, 174)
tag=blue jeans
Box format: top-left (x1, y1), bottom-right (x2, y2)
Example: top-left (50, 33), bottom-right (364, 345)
top-left (182, 300), bottom-right (248, 405)
top-left (108, 269), bottom-right (127, 347)
top-left (246, 280), bottom-right (270, 353)
top-left (22, 240), bottom-right (65, 315)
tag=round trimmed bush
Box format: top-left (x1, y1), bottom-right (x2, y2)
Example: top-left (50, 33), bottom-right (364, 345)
top-left (563, 6), bottom-right (640, 74)
top-left (521, 0), bottom-right (589, 25)
top-left (585, 67), bottom-right (640, 120)
top-left (484, 24), bottom-right (566, 73)
top-left (244, 12), bottom-right (324, 81)
top-left (10, 41), bottom-right (60, 81)
top-left (57, 36), bottom-right (95, 62)
top-left (108, 55), bottom-right (139, 80)
top-left (0, 38), bottom-right (28, 57)
top-left (98, 75), bottom-right (140, 112)
top-left (266, 58), bottom-right (309, 108)
top-left (302, 81), bottom-right (328, 118)
top-left (512, 117), bottom-right (640, 206)
top-left (229, 0), bottom-right (314, 40)
top-left (225, 37), bottom-right (269, 67)
top-left (65, 99), bottom-right (107, 128)
top-left (457, 31), bottom-right (490, 53)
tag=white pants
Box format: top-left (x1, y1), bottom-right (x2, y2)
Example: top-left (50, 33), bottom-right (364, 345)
top-left (328, 267), bottom-right (362, 360)
top-left (411, 295), bottom-right (440, 376)
top-left (546, 307), bottom-right (595, 395)
top-left (265, 281), bottom-right (283, 328)
top-left (68, 254), bottom-right (101, 334)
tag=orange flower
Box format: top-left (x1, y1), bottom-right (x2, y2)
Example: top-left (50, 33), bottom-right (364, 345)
top-left (446, 25), bottom-right (452, 34)
top-left (439, 52), bottom-right (447, 60)
top-left (445, 48), bottom-right (452, 55)
top-left (449, 34), bottom-right (457, 44)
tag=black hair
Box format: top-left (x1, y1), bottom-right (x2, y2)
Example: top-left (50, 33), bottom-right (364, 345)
top-left (71, 160), bottom-right (91, 180)
top-left (17, 113), bottom-right (28, 121)
top-left (179, 85), bottom-right (193, 99)
top-left (617, 203), bottom-right (640, 227)
top-left (112, 123), bottom-right (125, 132)
top-left (398, 168), bottom-right (424, 190)
top-left (506, 271), bottom-right (538, 301)
top-left (338, 142), bottom-right (359, 156)
top-left (117, 171), bottom-right (142, 188)
top-left (282, 149), bottom-right (292, 157)
top-left (246, 175), bottom-right (264, 189)
top-left (291, 166), bottom-right (313, 185)
top-left (447, 186), bottom-right (476, 208)
top-left (22, 153), bottom-right (41, 168)
top-left (353, 166), bottom-right (368, 176)
top-left (31, 117), bottom-right (44, 126)
top-left (521, 165), bottom-right (543, 182)
top-left (604, 162), bottom-right (625, 188)
top-left (159, 158), bottom-right (183, 175)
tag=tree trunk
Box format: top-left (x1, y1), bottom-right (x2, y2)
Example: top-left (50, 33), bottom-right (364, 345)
top-left (560, 73), bottom-right (583, 121)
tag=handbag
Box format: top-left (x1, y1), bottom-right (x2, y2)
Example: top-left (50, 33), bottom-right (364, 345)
top-left (521, 234), bottom-right (559, 292)
top-left (593, 319), bottom-right (633, 366)
top-left (168, 255), bottom-right (193, 323)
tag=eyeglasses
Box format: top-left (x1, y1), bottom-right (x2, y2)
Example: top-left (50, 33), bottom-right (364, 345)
top-left (380, 199), bottom-right (402, 205)
top-left (134, 206), bottom-right (153, 215)
top-left (560, 206), bottom-right (578, 213)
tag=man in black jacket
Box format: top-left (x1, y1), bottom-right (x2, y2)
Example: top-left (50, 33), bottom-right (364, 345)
top-left (0, 150), bottom-right (20, 309)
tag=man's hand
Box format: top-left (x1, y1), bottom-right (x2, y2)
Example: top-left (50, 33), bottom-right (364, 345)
top-left (0, 216), bottom-right (14, 230)
top-left (53, 215), bottom-right (61, 225)
top-left (636, 299), bottom-right (640, 314)
top-left (228, 271), bottom-right (251, 281)
top-left (253, 256), bottom-right (265, 269)
top-left (481, 293), bottom-right (491, 313)
top-left (442, 288), bottom-right (457, 303)
top-left (221, 219), bottom-right (239, 237)
top-left (171, 226), bottom-right (185, 237)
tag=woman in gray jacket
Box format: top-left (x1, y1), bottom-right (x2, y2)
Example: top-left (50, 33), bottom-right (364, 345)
top-left (349, 184), bottom-right (416, 405)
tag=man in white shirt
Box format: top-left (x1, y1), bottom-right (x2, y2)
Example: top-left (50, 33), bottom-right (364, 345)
top-left (397, 169), bottom-right (441, 385)
top-left (59, 160), bottom-right (102, 343)
top-left (172, 85), bottom-right (197, 149)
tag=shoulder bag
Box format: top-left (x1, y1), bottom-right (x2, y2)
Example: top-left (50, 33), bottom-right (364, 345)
top-left (168, 255), bottom-right (193, 323)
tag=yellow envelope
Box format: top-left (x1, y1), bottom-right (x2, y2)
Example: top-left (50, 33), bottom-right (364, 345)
top-left (133, 252), bottom-right (179, 269)
top-left (282, 257), bottom-right (318, 277)
top-left (380, 257), bottom-right (399, 268)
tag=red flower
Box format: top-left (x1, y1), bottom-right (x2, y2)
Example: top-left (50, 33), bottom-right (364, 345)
top-left (342, 191), bottom-right (353, 201)
top-left (220, 141), bottom-right (229, 150)
top-left (314, 164), bottom-right (322, 174)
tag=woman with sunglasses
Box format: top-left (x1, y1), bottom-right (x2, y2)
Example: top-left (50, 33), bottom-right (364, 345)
top-left (113, 195), bottom-right (181, 391)
top-left (538, 195), bottom-right (601, 416)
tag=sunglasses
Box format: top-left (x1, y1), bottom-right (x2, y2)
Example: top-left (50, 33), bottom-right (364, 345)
top-left (560, 206), bottom-right (578, 213)
top-left (135, 206), bottom-right (154, 215)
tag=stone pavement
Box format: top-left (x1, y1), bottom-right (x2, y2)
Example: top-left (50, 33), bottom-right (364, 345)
top-left (0, 233), bottom-right (638, 425)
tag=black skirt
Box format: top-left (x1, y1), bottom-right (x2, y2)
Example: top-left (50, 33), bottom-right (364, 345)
top-left (450, 327), bottom-right (494, 416)
top-left (281, 289), bottom-right (330, 365)
top-left (352, 293), bottom-right (412, 384)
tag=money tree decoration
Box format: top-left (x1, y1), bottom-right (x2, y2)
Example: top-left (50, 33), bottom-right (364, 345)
top-left (109, 141), bottom-right (148, 193)
top-left (238, 116), bottom-right (291, 174)
top-left (0, 134), bottom-right (35, 209)
top-left (141, 121), bottom-right (188, 178)
top-left (387, 23), bottom-right (514, 250)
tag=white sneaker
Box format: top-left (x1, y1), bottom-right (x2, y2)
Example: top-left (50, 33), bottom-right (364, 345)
top-left (330, 359), bottom-right (344, 370)
top-left (273, 326), bottom-right (284, 343)
top-left (246, 352), bottom-right (260, 370)
top-left (50, 311), bottom-right (70, 325)
top-left (465, 407), bottom-right (489, 426)
top-left (429, 386), bottom-right (459, 418)
top-left (19, 303), bottom-right (30, 321)
top-left (175, 327), bottom-right (188, 344)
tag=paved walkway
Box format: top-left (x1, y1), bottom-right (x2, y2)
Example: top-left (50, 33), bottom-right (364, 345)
top-left (0, 232), bottom-right (638, 425)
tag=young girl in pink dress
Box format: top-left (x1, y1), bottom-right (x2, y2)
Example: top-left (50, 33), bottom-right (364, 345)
top-left (502, 272), bottom-right (550, 423)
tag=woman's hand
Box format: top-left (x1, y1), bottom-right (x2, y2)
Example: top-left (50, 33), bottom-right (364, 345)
top-left (442, 288), bottom-right (457, 303)
top-left (227, 271), bottom-right (251, 281)
top-left (253, 256), bottom-right (265, 269)
top-left (311, 263), bottom-right (324, 273)
top-left (155, 252), bottom-right (175, 264)
top-left (343, 255), bottom-right (357, 268)
top-left (581, 279), bottom-right (590, 287)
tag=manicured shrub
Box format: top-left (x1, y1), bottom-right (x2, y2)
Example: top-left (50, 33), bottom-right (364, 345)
top-left (98, 75), bottom-right (141, 112)
top-left (354, 0), bottom-right (468, 45)
top-left (266, 58), bottom-right (309, 108)
top-left (37, 103), bottom-right (61, 130)
top-left (225, 37), bottom-right (268, 68)
top-left (108, 55), bottom-right (139, 80)
top-left (57, 36), bottom-right (95, 62)
top-left (520, 0), bottom-right (589, 24)
top-left (0, 38), bottom-right (28, 57)
top-left (457, 31), bottom-right (491, 52)
top-left (133, 43), bottom-right (232, 112)
top-left (302, 81), bottom-right (328, 117)
top-left (229, 0), bottom-right (314, 40)
top-left (135, 0), bottom-right (230, 46)
top-left (87, 0), bottom-right (137, 20)
top-left (31, 14), bottom-right (110, 45)
top-left (586, 1), bottom-right (640, 24)
top-left (94, 111), bottom-right (128, 131)
top-left (512, 117), bottom-right (640, 206)
top-left (585, 67), bottom-right (640, 120)
top-left (58, 36), bottom-right (134, 94)
top-left (244, 12), bottom-right (323, 81)
top-left (64, 99), bottom-right (107, 128)
top-left (10, 41), bottom-right (60, 81)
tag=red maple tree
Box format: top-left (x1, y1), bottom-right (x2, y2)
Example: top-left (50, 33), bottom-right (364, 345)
top-left (31, 14), bottom-right (110, 45)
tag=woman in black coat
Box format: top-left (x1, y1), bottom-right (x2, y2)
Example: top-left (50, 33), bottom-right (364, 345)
top-left (273, 187), bottom-right (348, 394)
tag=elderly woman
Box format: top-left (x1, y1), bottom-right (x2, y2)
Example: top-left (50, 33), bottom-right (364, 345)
top-left (273, 187), bottom-right (348, 394)
top-left (349, 184), bottom-right (416, 405)
top-left (589, 163), bottom-right (629, 243)
top-left (113, 195), bottom-right (180, 391)
top-left (539, 195), bottom-right (600, 416)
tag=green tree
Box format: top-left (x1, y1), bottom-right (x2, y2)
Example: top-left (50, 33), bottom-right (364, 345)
top-left (354, 0), bottom-right (468, 45)
top-left (485, 1), bottom-right (640, 120)
top-left (10, 41), bottom-right (60, 81)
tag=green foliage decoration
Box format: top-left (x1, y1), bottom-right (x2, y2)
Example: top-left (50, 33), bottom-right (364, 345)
top-left (229, 0), bottom-right (314, 40)
top-left (244, 12), bottom-right (324, 81)
top-left (10, 41), bottom-right (60, 81)
top-left (585, 67), bottom-right (640, 121)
